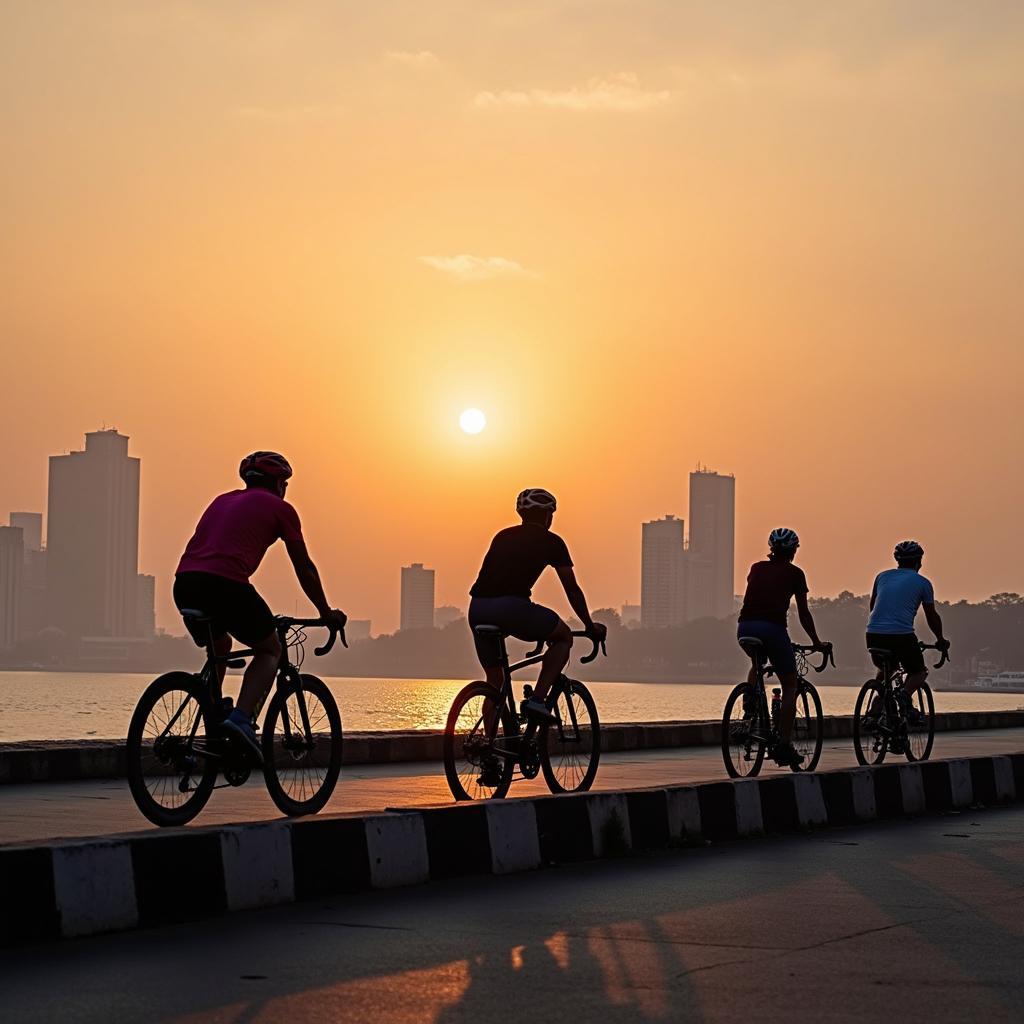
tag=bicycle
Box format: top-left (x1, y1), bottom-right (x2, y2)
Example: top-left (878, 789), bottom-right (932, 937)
top-left (126, 611), bottom-right (346, 826)
top-left (443, 628), bottom-right (607, 801)
top-left (722, 640), bottom-right (833, 778)
top-left (852, 642), bottom-right (947, 765)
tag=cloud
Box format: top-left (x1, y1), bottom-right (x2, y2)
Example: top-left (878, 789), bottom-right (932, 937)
top-left (385, 50), bottom-right (441, 70)
top-left (475, 72), bottom-right (671, 112)
top-left (418, 255), bottom-right (540, 282)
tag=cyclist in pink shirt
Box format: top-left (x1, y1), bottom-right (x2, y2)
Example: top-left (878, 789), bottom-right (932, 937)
top-left (174, 451), bottom-right (346, 762)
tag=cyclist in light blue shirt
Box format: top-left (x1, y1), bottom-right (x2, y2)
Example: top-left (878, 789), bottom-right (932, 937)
top-left (866, 540), bottom-right (949, 724)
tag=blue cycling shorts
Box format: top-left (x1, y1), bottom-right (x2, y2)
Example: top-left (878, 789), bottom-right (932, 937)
top-left (737, 619), bottom-right (796, 674)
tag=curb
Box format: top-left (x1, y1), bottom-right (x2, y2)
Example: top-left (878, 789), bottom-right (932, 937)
top-left (3, 709), bottom-right (1024, 785)
top-left (2, 751), bottom-right (1021, 946)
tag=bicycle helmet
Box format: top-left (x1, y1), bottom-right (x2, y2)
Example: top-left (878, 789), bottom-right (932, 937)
top-left (894, 539), bottom-right (924, 560)
top-left (516, 488), bottom-right (557, 514)
top-left (239, 451), bottom-right (293, 482)
top-left (768, 527), bottom-right (800, 551)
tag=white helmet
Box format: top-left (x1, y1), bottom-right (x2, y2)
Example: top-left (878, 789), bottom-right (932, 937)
top-left (769, 527), bottom-right (800, 551)
top-left (516, 488), bottom-right (557, 514)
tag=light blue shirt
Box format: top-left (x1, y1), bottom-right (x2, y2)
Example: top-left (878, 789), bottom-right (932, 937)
top-left (867, 568), bottom-right (935, 634)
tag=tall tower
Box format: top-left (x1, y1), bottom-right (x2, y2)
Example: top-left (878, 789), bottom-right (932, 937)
top-left (686, 469), bottom-right (736, 620)
top-left (400, 563), bottom-right (435, 630)
top-left (46, 430), bottom-right (141, 638)
top-left (0, 526), bottom-right (23, 648)
top-left (641, 516), bottom-right (686, 629)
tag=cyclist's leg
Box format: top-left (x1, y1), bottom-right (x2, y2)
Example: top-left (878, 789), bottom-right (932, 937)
top-left (895, 634), bottom-right (927, 695)
top-left (533, 619), bottom-right (572, 703)
top-left (222, 583), bottom-right (280, 717)
top-left (467, 599), bottom-right (509, 733)
top-left (173, 572), bottom-right (233, 691)
top-left (775, 671), bottom-right (799, 741)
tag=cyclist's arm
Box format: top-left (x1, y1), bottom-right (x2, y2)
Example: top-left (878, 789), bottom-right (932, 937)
top-left (285, 537), bottom-right (339, 620)
top-left (554, 566), bottom-right (603, 636)
top-left (794, 591), bottom-right (822, 647)
top-left (869, 579), bottom-right (878, 613)
top-left (922, 602), bottom-right (946, 643)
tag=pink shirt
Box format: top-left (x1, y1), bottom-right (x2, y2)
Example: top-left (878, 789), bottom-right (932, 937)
top-left (176, 489), bottom-right (303, 583)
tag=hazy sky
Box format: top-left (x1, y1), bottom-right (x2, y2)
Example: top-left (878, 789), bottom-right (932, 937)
top-left (2, 2), bottom-right (1023, 633)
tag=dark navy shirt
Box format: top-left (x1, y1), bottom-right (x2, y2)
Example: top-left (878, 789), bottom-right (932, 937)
top-left (470, 525), bottom-right (573, 599)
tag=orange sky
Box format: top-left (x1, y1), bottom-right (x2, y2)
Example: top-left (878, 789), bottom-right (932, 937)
top-left (2, 2), bottom-right (1023, 633)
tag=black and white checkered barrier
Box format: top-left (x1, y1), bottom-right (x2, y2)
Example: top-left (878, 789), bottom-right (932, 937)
top-left (2, 753), bottom-right (1021, 945)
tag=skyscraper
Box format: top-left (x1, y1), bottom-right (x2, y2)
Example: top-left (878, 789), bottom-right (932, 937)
top-left (0, 526), bottom-right (23, 648)
top-left (136, 573), bottom-right (156, 638)
top-left (686, 469), bottom-right (736, 621)
top-left (9, 513), bottom-right (42, 553)
top-left (641, 516), bottom-right (686, 628)
top-left (46, 430), bottom-right (141, 638)
top-left (400, 563), bottom-right (435, 630)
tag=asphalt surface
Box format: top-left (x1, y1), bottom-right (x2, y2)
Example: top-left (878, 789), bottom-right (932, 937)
top-left (4, 728), bottom-right (1024, 845)
top-left (3, 804), bottom-right (1024, 1022)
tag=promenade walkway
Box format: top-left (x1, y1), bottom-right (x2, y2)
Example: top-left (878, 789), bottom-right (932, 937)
top-left (3, 727), bottom-right (1023, 845)
top-left (3, 805), bottom-right (1023, 1021)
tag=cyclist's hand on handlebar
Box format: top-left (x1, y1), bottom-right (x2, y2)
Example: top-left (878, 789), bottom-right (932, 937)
top-left (322, 608), bottom-right (347, 629)
top-left (935, 637), bottom-right (951, 652)
top-left (588, 621), bottom-right (608, 643)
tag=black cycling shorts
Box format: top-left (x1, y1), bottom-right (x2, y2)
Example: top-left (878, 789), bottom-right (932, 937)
top-left (865, 632), bottom-right (925, 675)
top-left (173, 572), bottom-right (275, 647)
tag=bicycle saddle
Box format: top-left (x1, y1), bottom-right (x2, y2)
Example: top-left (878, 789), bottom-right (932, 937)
top-left (867, 647), bottom-right (893, 660)
top-left (473, 624), bottom-right (504, 636)
top-left (179, 608), bottom-right (211, 622)
top-left (738, 637), bottom-right (764, 652)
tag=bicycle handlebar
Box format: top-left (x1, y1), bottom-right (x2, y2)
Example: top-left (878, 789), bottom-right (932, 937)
top-left (792, 642), bottom-right (835, 673)
top-left (276, 616), bottom-right (348, 656)
top-left (919, 641), bottom-right (950, 669)
top-left (522, 631), bottom-right (607, 664)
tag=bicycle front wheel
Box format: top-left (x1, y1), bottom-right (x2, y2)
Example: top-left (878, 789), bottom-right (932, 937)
top-left (541, 680), bottom-right (600, 794)
top-left (262, 672), bottom-right (343, 816)
top-left (791, 681), bottom-right (824, 772)
top-left (904, 681), bottom-right (936, 762)
top-left (126, 672), bottom-right (218, 827)
top-left (722, 682), bottom-right (765, 778)
top-left (853, 680), bottom-right (888, 766)
top-left (443, 682), bottom-right (516, 801)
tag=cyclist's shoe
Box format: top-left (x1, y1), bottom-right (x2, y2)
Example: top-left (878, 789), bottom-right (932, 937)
top-left (888, 736), bottom-right (906, 755)
top-left (771, 740), bottom-right (805, 768)
top-left (478, 756), bottom-right (504, 789)
top-left (221, 709), bottom-right (264, 766)
top-left (522, 698), bottom-right (558, 724)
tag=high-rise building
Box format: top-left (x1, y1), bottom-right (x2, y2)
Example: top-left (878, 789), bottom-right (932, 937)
top-left (685, 469), bottom-right (736, 621)
top-left (0, 526), bottom-right (24, 648)
top-left (135, 573), bottom-right (156, 638)
top-left (641, 516), bottom-right (686, 628)
top-left (400, 563), bottom-right (435, 630)
top-left (9, 513), bottom-right (42, 552)
top-left (46, 430), bottom-right (141, 638)
top-left (620, 603), bottom-right (641, 628)
top-left (346, 619), bottom-right (372, 643)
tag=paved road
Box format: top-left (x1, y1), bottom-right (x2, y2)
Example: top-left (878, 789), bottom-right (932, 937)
top-left (4, 806), bottom-right (1024, 1022)
top-left (3, 728), bottom-right (1023, 845)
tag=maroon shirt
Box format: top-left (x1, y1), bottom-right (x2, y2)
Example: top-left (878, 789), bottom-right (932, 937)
top-left (738, 560), bottom-right (808, 626)
top-left (177, 489), bottom-right (303, 584)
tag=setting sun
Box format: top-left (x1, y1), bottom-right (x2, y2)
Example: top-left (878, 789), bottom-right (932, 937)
top-left (459, 408), bottom-right (486, 435)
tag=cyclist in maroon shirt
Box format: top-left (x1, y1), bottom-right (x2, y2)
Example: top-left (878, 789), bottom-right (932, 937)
top-left (174, 451), bottom-right (346, 763)
top-left (737, 527), bottom-right (827, 767)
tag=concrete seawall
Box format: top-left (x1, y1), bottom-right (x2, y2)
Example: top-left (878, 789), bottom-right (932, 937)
top-left (2, 709), bottom-right (1023, 784)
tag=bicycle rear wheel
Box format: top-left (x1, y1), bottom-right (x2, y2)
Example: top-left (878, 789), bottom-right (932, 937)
top-left (443, 682), bottom-right (516, 801)
top-left (722, 682), bottom-right (766, 778)
top-left (262, 672), bottom-right (343, 816)
top-left (541, 679), bottom-right (600, 793)
top-left (853, 680), bottom-right (888, 766)
top-left (904, 681), bottom-right (936, 762)
top-left (791, 681), bottom-right (824, 772)
top-left (126, 672), bottom-right (218, 827)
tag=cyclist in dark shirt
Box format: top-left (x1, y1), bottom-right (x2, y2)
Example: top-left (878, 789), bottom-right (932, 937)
top-left (737, 527), bottom-right (827, 767)
top-left (469, 488), bottom-right (606, 720)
